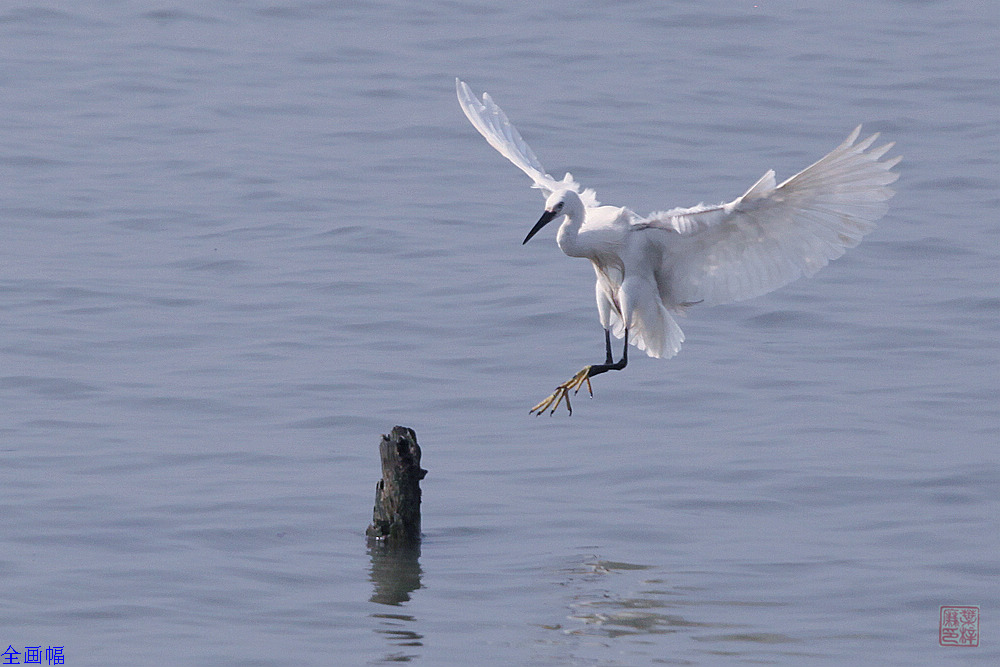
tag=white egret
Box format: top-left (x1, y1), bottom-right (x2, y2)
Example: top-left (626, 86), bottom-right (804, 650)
top-left (456, 79), bottom-right (900, 415)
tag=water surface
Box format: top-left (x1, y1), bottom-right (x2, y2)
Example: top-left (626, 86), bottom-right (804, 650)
top-left (1, 1), bottom-right (998, 665)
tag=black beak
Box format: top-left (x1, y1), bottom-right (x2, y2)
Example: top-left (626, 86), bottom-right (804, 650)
top-left (523, 209), bottom-right (558, 245)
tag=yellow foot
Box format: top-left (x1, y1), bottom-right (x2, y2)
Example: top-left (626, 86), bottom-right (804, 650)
top-left (529, 366), bottom-right (594, 416)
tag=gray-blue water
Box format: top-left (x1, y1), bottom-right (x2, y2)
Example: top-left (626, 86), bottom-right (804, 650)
top-left (1, 1), bottom-right (998, 665)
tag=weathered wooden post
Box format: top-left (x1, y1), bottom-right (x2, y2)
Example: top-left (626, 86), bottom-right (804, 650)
top-left (366, 426), bottom-right (427, 545)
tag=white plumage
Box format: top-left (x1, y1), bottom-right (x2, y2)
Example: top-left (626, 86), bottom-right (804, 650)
top-left (457, 79), bottom-right (900, 413)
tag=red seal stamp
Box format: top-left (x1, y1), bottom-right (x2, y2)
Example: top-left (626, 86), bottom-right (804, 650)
top-left (940, 605), bottom-right (979, 647)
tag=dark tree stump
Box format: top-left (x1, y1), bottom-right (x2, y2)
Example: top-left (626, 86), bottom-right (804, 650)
top-left (366, 426), bottom-right (427, 545)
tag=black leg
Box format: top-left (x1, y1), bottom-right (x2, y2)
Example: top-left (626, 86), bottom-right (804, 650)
top-left (587, 329), bottom-right (628, 378)
top-left (528, 329), bottom-right (630, 416)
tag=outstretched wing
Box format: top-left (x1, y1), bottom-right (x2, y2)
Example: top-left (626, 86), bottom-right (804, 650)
top-left (456, 79), bottom-right (599, 207)
top-left (642, 126), bottom-right (900, 307)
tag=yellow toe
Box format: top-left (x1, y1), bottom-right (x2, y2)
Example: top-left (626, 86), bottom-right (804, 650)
top-left (529, 366), bottom-right (594, 416)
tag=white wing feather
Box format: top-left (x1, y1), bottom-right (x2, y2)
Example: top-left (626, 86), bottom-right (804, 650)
top-left (642, 126), bottom-right (900, 307)
top-left (456, 79), bottom-right (599, 207)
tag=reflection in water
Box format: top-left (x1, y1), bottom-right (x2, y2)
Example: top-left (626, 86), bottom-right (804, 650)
top-left (371, 612), bottom-right (422, 663)
top-left (369, 542), bottom-right (423, 662)
top-left (538, 556), bottom-right (798, 664)
top-left (562, 559), bottom-right (721, 637)
top-left (369, 541), bottom-right (423, 605)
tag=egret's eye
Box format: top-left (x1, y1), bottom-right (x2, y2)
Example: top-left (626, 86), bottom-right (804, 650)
top-left (554, 202), bottom-right (564, 212)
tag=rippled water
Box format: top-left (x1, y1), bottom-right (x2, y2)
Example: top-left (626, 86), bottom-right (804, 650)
top-left (1, 1), bottom-right (998, 665)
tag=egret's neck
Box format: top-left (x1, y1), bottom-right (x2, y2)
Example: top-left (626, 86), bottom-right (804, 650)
top-left (555, 198), bottom-right (588, 258)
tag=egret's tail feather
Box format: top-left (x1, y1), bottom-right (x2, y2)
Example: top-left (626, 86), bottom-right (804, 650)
top-left (610, 306), bottom-right (684, 360)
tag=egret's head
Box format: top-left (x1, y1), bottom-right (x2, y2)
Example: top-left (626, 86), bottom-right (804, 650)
top-left (522, 190), bottom-right (578, 245)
